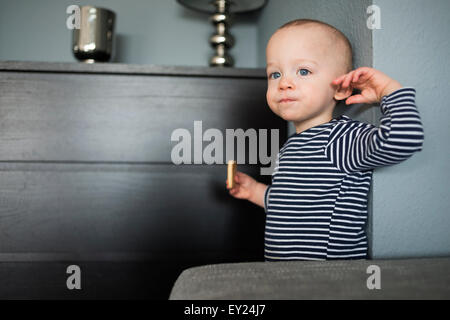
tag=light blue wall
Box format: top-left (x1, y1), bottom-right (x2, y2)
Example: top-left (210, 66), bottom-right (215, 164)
top-left (0, 0), bottom-right (259, 67)
top-left (371, 0), bottom-right (450, 258)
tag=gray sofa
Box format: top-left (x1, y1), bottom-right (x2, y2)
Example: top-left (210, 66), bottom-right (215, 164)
top-left (169, 257), bottom-right (450, 299)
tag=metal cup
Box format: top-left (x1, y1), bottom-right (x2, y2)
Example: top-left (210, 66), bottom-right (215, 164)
top-left (72, 6), bottom-right (116, 63)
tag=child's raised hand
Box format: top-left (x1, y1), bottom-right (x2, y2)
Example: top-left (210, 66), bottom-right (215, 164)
top-left (226, 170), bottom-right (257, 200)
top-left (332, 67), bottom-right (403, 105)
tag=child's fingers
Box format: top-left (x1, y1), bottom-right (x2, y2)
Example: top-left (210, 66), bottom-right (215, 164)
top-left (226, 171), bottom-right (241, 189)
top-left (353, 68), bottom-right (370, 84)
top-left (226, 179), bottom-right (236, 189)
top-left (227, 180), bottom-right (235, 191)
top-left (342, 71), bottom-right (355, 88)
top-left (332, 74), bottom-right (346, 85)
top-left (235, 170), bottom-right (248, 182)
top-left (229, 185), bottom-right (240, 196)
top-left (345, 94), bottom-right (367, 105)
top-left (336, 68), bottom-right (369, 88)
top-left (356, 67), bottom-right (376, 84)
top-left (353, 69), bottom-right (363, 83)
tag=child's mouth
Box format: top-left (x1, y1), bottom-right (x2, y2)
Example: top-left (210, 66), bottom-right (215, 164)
top-left (279, 99), bottom-right (297, 103)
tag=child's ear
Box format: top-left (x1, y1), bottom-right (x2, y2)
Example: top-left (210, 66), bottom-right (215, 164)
top-left (334, 85), bottom-right (353, 101)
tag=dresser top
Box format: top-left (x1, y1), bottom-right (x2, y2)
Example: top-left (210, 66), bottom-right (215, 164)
top-left (0, 61), bottom-right (267, 79)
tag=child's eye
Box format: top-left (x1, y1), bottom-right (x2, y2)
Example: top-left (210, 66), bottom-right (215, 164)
top-left (297, 68), bottom-right (311, 76)
top-left (269, 72), bottom-right (281, 80)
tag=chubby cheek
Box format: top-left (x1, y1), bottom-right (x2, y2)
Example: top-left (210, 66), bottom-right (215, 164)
top-left (266, 89), bottom-right (279, 114)
top-left (266, 88), bottom-right (275, 112)
top-left (314, 77), bottom-right (335, 99)
top-left (301, 82), bottom-right (322, 105)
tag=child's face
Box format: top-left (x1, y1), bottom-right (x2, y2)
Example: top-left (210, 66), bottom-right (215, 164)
top-left (266, 26), bottom-right (343, 126)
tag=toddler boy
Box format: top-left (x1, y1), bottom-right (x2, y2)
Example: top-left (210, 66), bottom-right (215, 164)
top-left (227, 19), bottom-right (424, 261)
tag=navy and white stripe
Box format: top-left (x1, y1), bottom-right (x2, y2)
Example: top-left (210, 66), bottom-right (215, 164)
top-left (264, 87), bottom-right (424, 261)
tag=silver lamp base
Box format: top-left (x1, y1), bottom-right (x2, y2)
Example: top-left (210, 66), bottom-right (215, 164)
top-left (177, 0), bottom-right (267, 67)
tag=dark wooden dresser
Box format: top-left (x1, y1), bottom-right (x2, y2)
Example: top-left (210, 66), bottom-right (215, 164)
top-left (0, 61), bottom-right (286, 299)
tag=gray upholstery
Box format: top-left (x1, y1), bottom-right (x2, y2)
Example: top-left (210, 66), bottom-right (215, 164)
top-left (169, 257), bottom-right (450, 299)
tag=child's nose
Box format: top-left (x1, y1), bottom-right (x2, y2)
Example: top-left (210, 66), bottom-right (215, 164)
top-left (278, 76), bottom-right (295, 90)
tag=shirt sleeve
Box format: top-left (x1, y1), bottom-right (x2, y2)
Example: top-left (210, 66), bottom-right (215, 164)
top-left (325, 87), bottom-right (424, 174)
top-left (264, 184), bottom-right (272, 213)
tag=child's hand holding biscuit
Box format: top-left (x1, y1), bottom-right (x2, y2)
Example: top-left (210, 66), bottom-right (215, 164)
top-left (226, 170), bottom-right (258, 200)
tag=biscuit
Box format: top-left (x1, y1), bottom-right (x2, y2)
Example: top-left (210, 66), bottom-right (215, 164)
top-left (227, 160), bottom-right (237, 189)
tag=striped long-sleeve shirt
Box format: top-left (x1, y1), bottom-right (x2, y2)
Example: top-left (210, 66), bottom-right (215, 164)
top-left (263, 87), bottom-right (424, 261)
